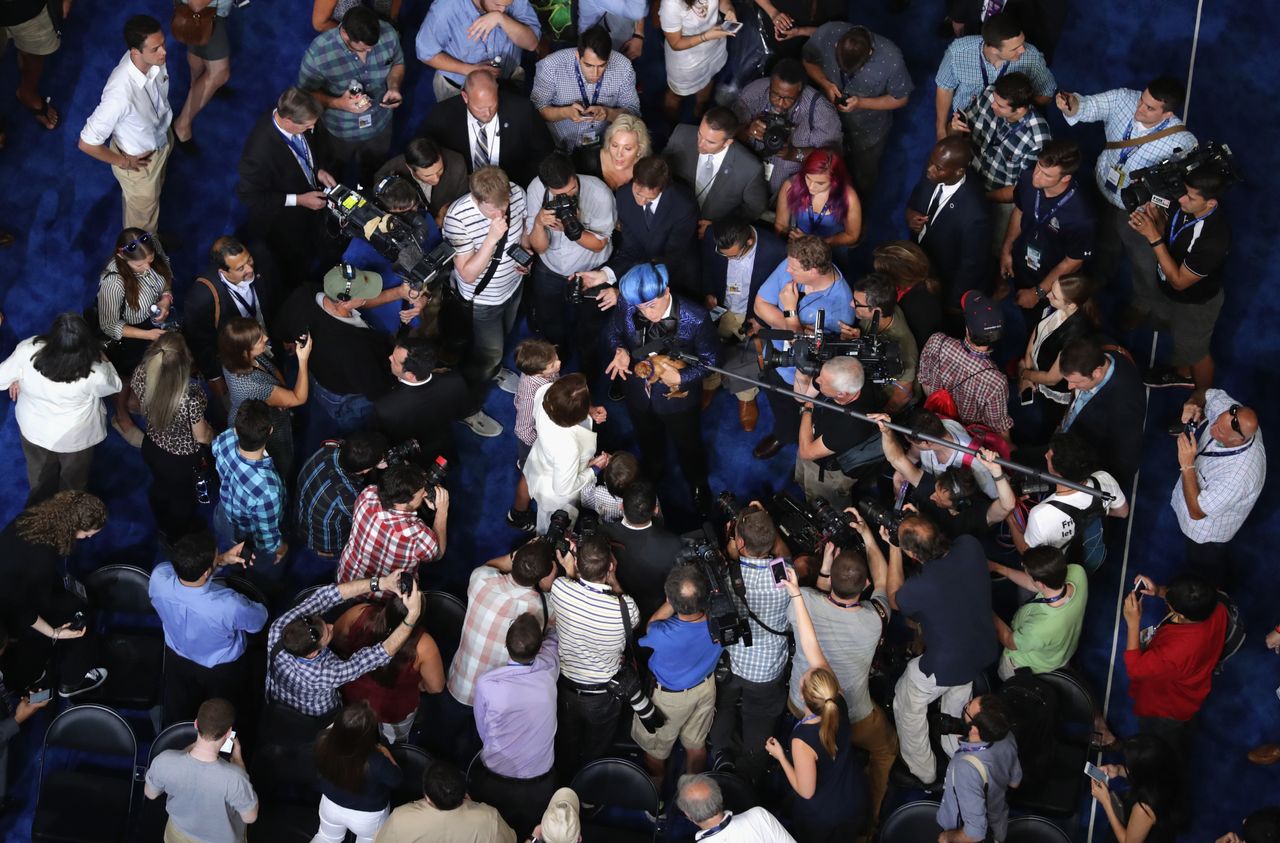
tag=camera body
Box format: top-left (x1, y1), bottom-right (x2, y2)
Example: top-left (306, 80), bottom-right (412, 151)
top-left (759, 111), bottom-right (794, 157)
top-left (676, 525), bottom-right (751, 647)
top-left (759, 310), bottom-right (903, 384)
top-left (545, 508), bottom-right (599, 557)
top-left (768, 491), bottom-right (862, 557)
top-left (1121, 141), bottom-right (1241, 212)
top-left (857, 495), bottom-right (906, 545)
top-left (384, 438), bottom-right (421, 466)
top-left (565, 274), bottom-right (601, 305)
top-left (324, 183), bottom-right (457, 296)
top-left (543, 191), bottom-right (585, 241)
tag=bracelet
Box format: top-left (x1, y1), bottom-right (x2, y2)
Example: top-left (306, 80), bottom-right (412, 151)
top-left (991, 473), bottom-right (1005, 481)
top-left (401, 619), bottom-right (415, 628)
top-left (1148, 239), bottom-right (1162, 247)
top-left (370, 576), bottom-right (380, 593)
top-left (1181, 466), bottom-right (1195, 472)
top-left (627, 32), bottom-right (644, 40)
top-left (817, 571), bottom-right (830, 578)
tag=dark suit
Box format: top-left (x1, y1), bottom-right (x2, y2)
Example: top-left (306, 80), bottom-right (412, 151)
top-left (373, 149), bottom-right (469, 222)
top-left (417, 92), bottom-right (553, 188)
top-left (611, 184), bottom-right (701, 300)
top-left (599, 520), bottom-right (682, 620)
top-left (700, 224), bottom-right (787, 315)
top-left (663, 125), bottom-right (770, 226)
top-left (237, 111), bottom-right (345, 290)
top-left (184, 252), bottom-right (281, 383)
top-left (948, 0), bottom-right (1067, 63)
top-left (906, 174), bottom-right (992, 310)
top-left (1062, 350), bottom-right (1146, 486)
top-left (372, 371), bottom-right (472, 466)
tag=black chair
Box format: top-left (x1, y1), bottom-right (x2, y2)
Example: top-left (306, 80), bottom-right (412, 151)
top-left (706, 771), bottom-right (757, 813)
top-left (223, 574), bottom-right (269, 612)
top-left (288, 583), bottom-right (330, 610)
top-left (1006, 815), bottom-right (1073, 843)
top-left (137, 722), bottom-right (199, 842)
top-left (878, 800), bottom-right (943, 843)
top-left (77, 564), bottom-right (165, 711)
top-left (149, 721), bottom-right (198, 762)
top-left (390, 743), bottom-right (435, 807)
top-left (570, 757), bottom-right (659, 843)
top-left (32, 704), bottom-right (138, 843)
top-left (1008, 669), bottom-right (1094, 817)
top-left (421, 591), bottom-right (466, 667)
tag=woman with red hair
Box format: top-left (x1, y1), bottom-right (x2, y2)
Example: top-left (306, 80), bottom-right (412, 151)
top-left (775, 150), bottom-right (863, 264)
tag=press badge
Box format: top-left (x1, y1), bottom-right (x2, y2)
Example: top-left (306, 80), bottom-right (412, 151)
top-left (1139, 625), bottom-right (1156, 649)
top-left (1106, 165), bottom-right (1126, 190)
top-left (358, 113), bottom-right (374, 130)
top-left (1025, 245), bottom-right (1042, 271)
top-left (763, 161), bottom-right (774, 181)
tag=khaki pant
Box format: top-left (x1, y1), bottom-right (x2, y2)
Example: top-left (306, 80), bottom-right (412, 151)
top-left (795, 456), bottom-right (855, 507)
top-left (851, 703), bottom-right (899, 823)
top-left (111, 130), bottom-right (173, 232)
top-left (703, 310), bottom-right (759, 401)
top-left (632, 675), bottom-right (716, 760)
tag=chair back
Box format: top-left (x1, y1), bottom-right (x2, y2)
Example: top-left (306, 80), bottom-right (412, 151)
top-left (85, 565), bottom-right (156, 615)
top-left (1036, 668), bottom-right (1095, 730)
top-left (289, 583), bottom-right (331, 609)
top-left (879, 800), bottom-right (943, 843)
top-left (223, 574), bottom-right (269, 608)
top-left (44, 704), bottom-right (138, 759)
top-left (570, 758), bottom-right (659, 814)
top-left (390, 743), bottom-right (434, 806)
top-left (148, 721), bottom-right (198, 765)
top-left (422, 590), bottom-right (466, 663)
top-left (1006, 815), bottom-right (1073, 843)
top-left (705, 771), bottom-right (757, 813)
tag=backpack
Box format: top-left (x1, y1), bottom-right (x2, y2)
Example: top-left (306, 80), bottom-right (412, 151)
top-left (1215, 591), bottom-right (1246, 674)
top-left (1042, 477), bottom-right (1107, 573)
top-left (997, 672), bottom-right (1058, 785)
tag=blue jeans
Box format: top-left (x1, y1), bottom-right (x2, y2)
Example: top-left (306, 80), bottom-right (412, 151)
top-left (463, 288), bottom-right (524, 408)
top-left (309, 380), bottom-right (374, 436)
top-left (212, 502), bottom-right (288, 582)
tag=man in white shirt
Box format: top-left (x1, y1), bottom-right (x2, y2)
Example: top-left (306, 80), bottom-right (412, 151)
top-left (78, 15), bottom-right (173, 233)
top-left (675, 774), bottom-right (796, 842)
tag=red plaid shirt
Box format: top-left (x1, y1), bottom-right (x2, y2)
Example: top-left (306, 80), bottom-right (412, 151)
top-left (337, 486), bottom-right (441, 583)
top-left (919, 334), bottom-right (1013, 433)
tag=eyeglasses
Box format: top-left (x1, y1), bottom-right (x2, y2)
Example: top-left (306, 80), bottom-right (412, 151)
top-left (1228, 404), bottom-right (1242, 436)
top-left (769, 89), bottom-right (799, 105)
top-left (120, 232), bottom-right (153, 254)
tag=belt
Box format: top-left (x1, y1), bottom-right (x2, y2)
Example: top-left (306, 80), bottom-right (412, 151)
top-left (558, 676), bottom-right (611, 695)
top-left (477, 763), bottom-right (556, 784)
top-left (657, 675), bottom-right (713, 694)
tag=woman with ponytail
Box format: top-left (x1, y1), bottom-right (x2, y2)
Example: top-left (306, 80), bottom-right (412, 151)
top-left (765, 566), bottom-right (868, 841)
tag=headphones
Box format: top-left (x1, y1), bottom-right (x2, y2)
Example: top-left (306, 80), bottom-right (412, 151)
top-left (336, 263), bottom-right (356, 302)
top-left (940, 469), bottom-right (972, 509)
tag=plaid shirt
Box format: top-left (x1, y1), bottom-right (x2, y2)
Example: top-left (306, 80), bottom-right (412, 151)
top-left (725, 557), bottom-right (792, 683)
top-left (963, 88), bottom-right (1051, 191)
top-left (337, 486), bottom-right (440, 583)
top-left (530, 48), bottom-right (641, 150)
top-left (935, 35), bottom-right (1056, 114)
top-left (919, 333), bottom-right (1012, 433)
top-left (212, 428), bottom-right (286, 555)
top-left (1173, 389), bottom-right (1267, 543)
top-left (579, 482), bottom-right (624, 523)
top-left (295, 444), bottom-right (365, 555)
top-left (515, 372), bottom-right (558, 447)
top-left (447, 566), bottom-right (549, 705)
top-left (267, 585), bottom-right (391, 715)
top-left (297, 22), bottom-right (404, 141)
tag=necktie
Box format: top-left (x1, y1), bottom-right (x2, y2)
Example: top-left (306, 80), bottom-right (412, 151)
top-left (644, 201), bottom-right (655, 228)
top-left (696, 155), bottom-right (715, 198)
top-left (474, 123), bottom-right (491, 170)
top-left (286, 133), bottom-right (315, 187)
top-left (918, 184), bottom-right (944, 242)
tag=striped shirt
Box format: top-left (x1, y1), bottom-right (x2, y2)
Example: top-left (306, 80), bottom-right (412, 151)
top-left (515, 372), bottom-right (558, 446)
top-left (295, 444), bottom-right (365, 555)
top-left (1064, 87), bottom-right (1198, 210)
top-left (962, 86), bottom-right (1051, 191)
top-left (725, 557), bottom-right (792, 683)
top-left (530, 48), bottom-right (641, 151)
top-left (96, 260), bottom-right (171, 340)
top-left (297, 21), bottom-right (404, 141)
top-left (442, 184), bottom-right (528, 306)
top-left (935, 35), bottom-right (1056, 114)
top-left (549, 577), bottom-right (638, 684)
top-left (448, 565), bottom-right (549, 705)
top-left (1173, 389), bottom-right (1267, 543)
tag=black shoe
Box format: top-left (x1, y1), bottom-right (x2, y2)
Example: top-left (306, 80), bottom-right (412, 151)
top-left (691, 484), bottom-right (713, 517)
top-left (608, 379), bottom-right (625, 402)
top-left (1144, 367), bottom-right (1194, 389)
top-left (506, 508), bottom-right (535, 532)
top-left (59, 667), bottom-right (108, 698)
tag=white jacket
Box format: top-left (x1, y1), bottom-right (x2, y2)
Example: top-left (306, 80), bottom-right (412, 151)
top-left (523, 382), bottom-right (597, 531)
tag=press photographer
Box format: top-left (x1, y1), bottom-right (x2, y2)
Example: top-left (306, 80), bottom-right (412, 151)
top-left (732, 59), bottom-right (843, 195)
top-left (294, 432), bottom-right (390, 559)
top-left (795, 356), bottom-right (884, 505)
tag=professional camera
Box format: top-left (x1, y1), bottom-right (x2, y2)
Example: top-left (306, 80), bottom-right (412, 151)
top-left (768, 491), bottom-right (861, 557)
top-left (565, 274), bottom-right (601, 305)
top-left (759, 310), bottom-right (903, 384)
top-left (676, 525), bottom-right (751, 647)
top-left (325, 183), bottom-right (457, 296)
top-left (758, 111), bottom-right (794, 156)
top-left (544, 508), bottom-right (599, 557)
top-left (1121, 140), bottom-right (1241, 212)
top-left (607, 665), bottom-right (666, 734)
top-left (857, 495), bottom-right (906, 545)
top-left (543, 191), bottom-right (585, 241)
top-left (384, 438), bottom-right (420, 466)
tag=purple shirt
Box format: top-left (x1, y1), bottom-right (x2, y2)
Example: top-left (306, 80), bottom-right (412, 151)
top-left (473, 631), bottom-right (560, 779)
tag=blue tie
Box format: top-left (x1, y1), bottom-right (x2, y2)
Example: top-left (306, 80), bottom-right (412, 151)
top-left (286, 133), bottom-right (315, 187)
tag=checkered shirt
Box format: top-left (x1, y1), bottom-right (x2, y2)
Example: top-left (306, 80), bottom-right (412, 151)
top-left (515, 372), bottom-right (558, 447)
top-left (336, 486), bottom-right (440, 583)
top-left (725, 558), bottom-right (792, 683)
top-left (212, 428), bottom-right (286, 555)
top-left (963, 87), bottom-right (1051, 191)
top-left (919, 333), bottom-right (1012, 433)
top-left (579, 482), bottom-right (624, 523)
top-left (934, 35), bottom-right (1056, 113)
top-left (447, 566), bottom-right (549, 705)
top-left (297, 22), bottom-right (404, 140)
top-left (295, 444), bottom-right (365, 555)
top-left (530, 48), bottom-right (641, 150)
top-left (1173, 389), bottom-right (1267, 543)
top-left (266, 585), bottom-right (391, 716)
top-left (1065, 87), bottom-right (1198, 209)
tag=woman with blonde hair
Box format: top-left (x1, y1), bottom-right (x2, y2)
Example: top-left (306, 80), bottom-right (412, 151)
top-left (873, 240), bottom-right (942, 350)
top-left (766, 568), bottom-right (868, 842)
top-left (133, 333), bottom-right (213, 539)
top-left (588, 115), bottom-right (652, 189)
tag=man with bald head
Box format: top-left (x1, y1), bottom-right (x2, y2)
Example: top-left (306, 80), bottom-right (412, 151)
top-left (675, 773), bottom-right (796, 841)
top-left (1174, 389), bottom-right (1265, 587)
top-left (419, 69), bottom-right (552, 187)
top-left (905, 136), bottom-right (992, 314)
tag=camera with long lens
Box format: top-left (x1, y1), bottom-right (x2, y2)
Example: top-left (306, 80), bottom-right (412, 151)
top-left (543, 191), bottom-right (584, 241)
top-left (325, 183), bottom-right (456, 297)
top-left (1120, 141), bottom-right (1241, 212)
top-left (606, 668), bottom-right (666, 733)
top-left (676, 524), bottom-right (751, 647)
top-left (544, 508), bottom-right (599, 557)
top-left (384, 438), bottom-right (420, 466)
top-left (768, 491), bottom-right (862, 557)
top-left (759, 309), bottom-right (903, 384)
top-left (857, 495), bottom-right (906, 546)
top-left (758, 111), bottom-right (794, 156)
top-left (565, 274), bottom-right (601, 305)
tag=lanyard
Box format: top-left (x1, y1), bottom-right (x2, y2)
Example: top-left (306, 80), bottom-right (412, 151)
top-left (575, 63), bottom-right (604, 107)
top-left (988, 115), bottom-right (1027, 153)
top-left (698, 814), bottom-right (734, 839)
top-left (1029, 586), bottom-right (1069, 605)
top-left (979, 56), bottom-right (1009, 90)
top-left (1197, 435), bottom-right (1255, 459)
top-left (826, 593), bottom-right (860, 609)
top-left (1116, 116), bottom-right (1171, 167)
top-left (223, 278), bottom-right (259, 318)
top-left (1169, 208), bottom-right (1214, 245)
top-left (1027, 184), bottom-right (1077, 236)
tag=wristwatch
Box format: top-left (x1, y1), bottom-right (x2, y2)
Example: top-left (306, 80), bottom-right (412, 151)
top-left (782, 309), bottom-right (794, 319)
top-left (370, 576), bottom-right (380, 594)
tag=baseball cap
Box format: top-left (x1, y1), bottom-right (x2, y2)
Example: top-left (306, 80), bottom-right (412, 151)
top-left (323, 262), bottom-right (383, 302)
top-left (538, 787), bottom-right (581, 843)
top-left (962, 291), bottom-right (1003, 336)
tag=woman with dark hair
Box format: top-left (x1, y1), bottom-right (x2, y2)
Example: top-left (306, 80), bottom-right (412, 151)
top-left (219, 317), bottom-right (312, 480)
top-left (873, 240), bottom-right (943, 350)
top-left (133, 332), bottom-right (213, 539)
top-left (1091, 733), bottom-right (1187, 843)
top-left (1014, 274), bottom-right (1100, 441)
top-left (96, 228), bottom-right (176, 446)
top-left (311, 701), bottom-right (403, 843)
top-left (522, 373), bottom-right (610, 532)
top-left (0, 491), bottom-right (110, 697)
top-left (775, 150), bottom-right (862, 262)
top-left (332, 594), bottom-right (445, 743)
top-left (0, 312), bottom-right (121, 504)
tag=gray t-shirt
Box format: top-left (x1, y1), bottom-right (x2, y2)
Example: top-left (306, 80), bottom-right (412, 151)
top-left (786, 587), bottom-right (888, 722)
top-left (801, 25), bottom-right (913, 150)
top-left (145, 751), bottom-right (257, 843)
top-left (524, 173), bottom-right (617, 276)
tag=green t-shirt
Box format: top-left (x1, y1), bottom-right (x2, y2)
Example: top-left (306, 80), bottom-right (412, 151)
top-left (1007, 564), bottom-right (1089, 673)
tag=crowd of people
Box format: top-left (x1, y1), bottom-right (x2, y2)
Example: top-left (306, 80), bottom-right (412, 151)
top-left (0, 0), bottom-right (1274, 841)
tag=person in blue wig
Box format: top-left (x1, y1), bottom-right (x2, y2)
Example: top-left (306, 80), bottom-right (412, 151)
top-left (604, 262), bottom-right (719, 514)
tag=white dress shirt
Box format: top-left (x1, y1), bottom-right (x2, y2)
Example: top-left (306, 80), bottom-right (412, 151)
top-left (81, 52), bottom-right (172, 156)
top-left (917, 174), bottom-right (966, 242)
top-left (723, 233), bottom-right (757, 315)
top-left (0, 338), bottom-right (123, 452)
top-left (694, 809), bottom-right (797, 842)
top-left (272, 112), bottom-right (317, 208)
top-left (467, 112), bottom-right (502, 169)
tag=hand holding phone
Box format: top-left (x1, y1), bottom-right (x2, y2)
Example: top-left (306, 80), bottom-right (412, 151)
top-left (769, 558), bottom-right (788, 588)
top-left (720, 19), bottom-right (743, 33)
top-left (220, 730), bottom-right (237, 755)
top-left (1020, 387), bottom-right (1035, 406)
top-left (1083, 761), bottom-right (1109, 784)
top-left (28, 687), bottom-right (52, 705)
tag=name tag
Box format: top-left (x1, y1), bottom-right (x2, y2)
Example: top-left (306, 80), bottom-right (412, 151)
top-left (358, 113), bottom-right (374, 130)
top-left (726, 283), bottom-right (742, 296)
top-left (1105, 165), bottom-right (1126, 191)
top-left (763, 161), bottom-right (774, 182)
top-left (1025, 245), bottom-right (1042, 271)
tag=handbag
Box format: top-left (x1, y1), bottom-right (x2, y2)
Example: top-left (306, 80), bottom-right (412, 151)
top-left (171, 2), bottom-right (214, 47)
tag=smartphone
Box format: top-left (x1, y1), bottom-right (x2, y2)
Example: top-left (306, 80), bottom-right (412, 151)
top-left (28, 687), bottom-right (51, 704)
top-left (68, 611), bottom-right (87, 632)
top-left (398, 570), bottom-right (416, 595)
top-left (239, 536), bottom-right (257, 567)
top-left (769, 558), bottom-right (788, 588)
top-left (1083, 761), bottom-right (1108, 784)
top-left (220, 730), bottom-right (237, 755)
top-left (508, 244), bottom-right (534, 269)
top-left (720, 19), bottom-right (743, 33)
top-left (709, 305), bottom-right (728, 321)
top-left (1131, 577), bottom-right (1145, 596)
top-left (1020, 387), bottom-right (1035, 406)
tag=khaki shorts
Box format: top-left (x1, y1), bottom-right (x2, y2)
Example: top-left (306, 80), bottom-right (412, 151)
top-left (631, 675), bottom-right (715, 760)
top-left (1, 8), bottom-right (60, 56)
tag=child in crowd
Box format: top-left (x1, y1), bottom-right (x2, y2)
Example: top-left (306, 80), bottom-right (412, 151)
top-left (507, 339), bottom-right (562, 531)
top-left (579, 450), bottom-right (641, 524)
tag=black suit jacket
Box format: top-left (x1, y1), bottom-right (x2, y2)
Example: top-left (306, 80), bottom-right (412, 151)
top-left (599, 520), bottom-right (682, 620)
top-left (417, 92), bottom-right (553, 188)
top-left (237, 111), bottom-right (335, 234)
top-left (700, 224), bottom-right (787, 317)
top-left (372, 371), bottom-right (472, 465)
top-left (907, 175), bottom-right (992, 308)
top-left (611, 184), bottom-right (701, 300)
top-left (373, 149), bottom-right (469, 222)
top-left (183, 250), bottom-right (282, 381)
top-left (1064, 350), bottom-right (1146, 486)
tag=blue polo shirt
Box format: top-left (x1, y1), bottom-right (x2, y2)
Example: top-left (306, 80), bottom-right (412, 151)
top-left (148, 562), bottom-right (269, 668)
top-left (756, 258), bottom-right (855, 384)
top-left (640, 616), bottom-right (722, 691)
top-left (1010, 168), bottom-right (1096, 288)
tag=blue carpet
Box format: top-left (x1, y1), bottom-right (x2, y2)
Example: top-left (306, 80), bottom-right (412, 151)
top-left (0, 0), bottom-right (1275, 839)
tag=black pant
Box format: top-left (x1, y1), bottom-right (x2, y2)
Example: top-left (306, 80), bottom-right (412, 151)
top-left (2, 590), bottom-right (98, 691)
top-left (708, 671), bottom-right (787, 787)
top-left (163, 646), bottom-right (252, 726)
top-left (763, 368), bottom-right (802, 443)
top-left (630, 406), bottom-right (709, 489)
top-left (1185, 537), bottom-right (1230, 589)
top-left (529, 261), bottom-right (609, 379)
top-left (469, 762), bottom-right (558, 839)
top-left (142, 438), bottom-right (203, 539)
top-left (555, 683), bottom-right (621, 781)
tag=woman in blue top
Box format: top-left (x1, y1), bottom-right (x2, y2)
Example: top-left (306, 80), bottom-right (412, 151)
top-left (312, 701), bottom-right (403, 843)
top-left (775, 149), bottom-right (862, 271)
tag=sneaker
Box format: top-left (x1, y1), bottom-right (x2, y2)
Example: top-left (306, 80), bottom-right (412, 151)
top-left (506, 508), bottom-right (535, 532)
top-left (493, 367), bottom-right (520, 395)
top-left (1144, 367), bottom-right (1194, 389)
top-left (462, 410), bottom-right (503, 437)
top-left (59, 667), bottom-right (108, 698)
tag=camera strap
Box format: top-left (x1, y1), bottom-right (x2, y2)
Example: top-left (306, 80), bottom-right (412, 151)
top-left (461, 208), bottom-right (511, 305)
top-left (1102, 122), bottom-right (1183, 151)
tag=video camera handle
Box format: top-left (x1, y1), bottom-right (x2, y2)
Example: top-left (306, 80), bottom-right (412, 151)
top-left (669, 350), bottom-right (1115, 502)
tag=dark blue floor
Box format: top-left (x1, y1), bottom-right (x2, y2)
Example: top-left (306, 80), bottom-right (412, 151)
top-left (0, 0), bottom-right (1276, 839)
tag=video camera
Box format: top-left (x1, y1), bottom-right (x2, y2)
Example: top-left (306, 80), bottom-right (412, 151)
top-left (1121, 141), bottom-right (1241, 212)
top-left (543, 192), bottom-right (585, 241)
top-left (545, 508), bottom-right (599, 557)
top-left (759, 310), bottom-right (903, 384)
top-left (758, 111), bottom-right (794, 156)
top-left (325, 183), bottom-right (457, 296)
top-left (768, 491), bottom-right (862, 557)
top-left (676, 524), bottom-right (751, 647)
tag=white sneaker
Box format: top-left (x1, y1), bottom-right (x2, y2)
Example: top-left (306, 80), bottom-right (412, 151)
top-left (462, 410), bottom-right (503, 437)
top-left (493, 367), bottom-right (520, 394)
top-left (59, 667), bottom-right (109, 698)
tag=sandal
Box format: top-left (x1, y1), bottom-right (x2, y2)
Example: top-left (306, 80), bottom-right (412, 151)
top-left (22, 96), bottom-right (59, 130)
top-left (112, 416), bottom-right (144, 448)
